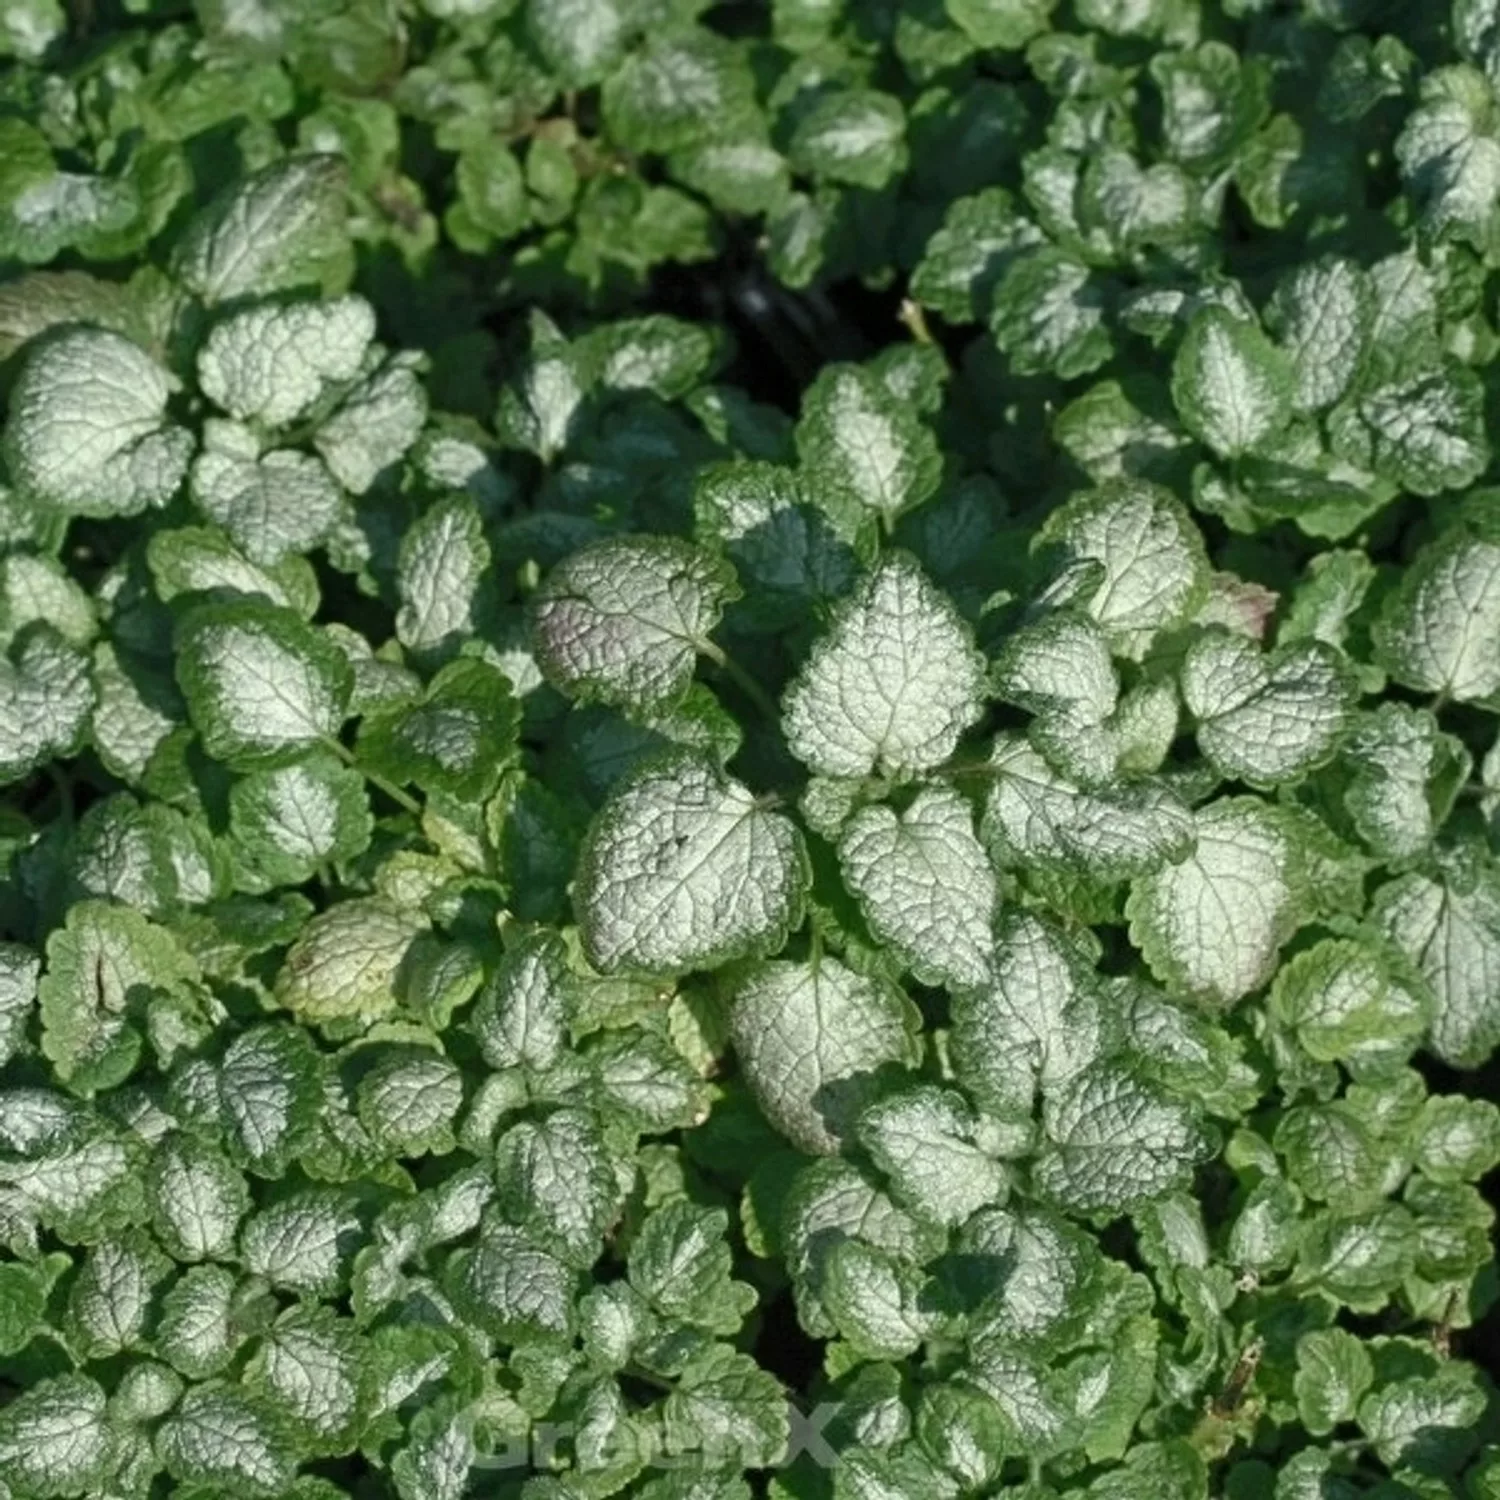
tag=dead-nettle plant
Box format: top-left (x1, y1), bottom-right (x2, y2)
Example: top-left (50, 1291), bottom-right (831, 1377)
top-left (2, 2), bottom-right (1500, 1499)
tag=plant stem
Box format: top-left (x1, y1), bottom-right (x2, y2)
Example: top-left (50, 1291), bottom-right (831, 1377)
top-left (323, 737), bottom-right (424, 818)
top-left (897, 297), bottom-right (935, 346)
top-left (700, 641), bottom-right (780, 723)
top-left (46, 763), bottom-right (74, 828)
top-left (622, 1363), bottom-right (674, 1394)
top-left (937, 758), bottom-right (998, 782)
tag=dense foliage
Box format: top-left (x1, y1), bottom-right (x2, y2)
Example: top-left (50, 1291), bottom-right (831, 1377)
top-left (3, 1), bottom-right (1500, 1498)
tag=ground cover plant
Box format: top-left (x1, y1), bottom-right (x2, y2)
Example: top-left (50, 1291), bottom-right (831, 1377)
top-left (3, 1), bottom-right (1500, 1497)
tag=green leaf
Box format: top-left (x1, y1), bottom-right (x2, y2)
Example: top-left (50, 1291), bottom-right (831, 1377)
top-left (0, 1114), bottom-right (145, 1244)
top-left (910, 188), bottom-right (1043, 324)
top-left (39, 899), bottom-right (198, 1096)
top-left (1275, 1103), bottom-right (1384, 1207)
top-left (154, 1265), bottom-right (245, 1379)
top-left (1412, 1094), bottom-right (1500, 1183)
top-left (662, 1345), bottom-right (788, 1470)
top-left (991, 249), bottom-right (1114, 380)
top-left (731, 955), bottom-right (918, 1154)
top-left (1268, 938), bottom-right (1427, 1066)
top-left (148, 1136), bottom-right (251, 1262)
top-left (176, 602), bottom-right (352, 769)
top-left (1357, 1366), bottom-right (1487, 1476)
top-left (588, 1029), bottom-right (709, 1131)
top-left (0, 271), bottom-right (141, 363)
top-left (1333, 364), bottom-right (1490, 497)
top-left (358, 658), bottom-right (519, 802)
top-left (588, 315), bottom-right (722, 399)
top-left (0, 552), bottom-right (95, 651)
top-left (1079, 150), bottom-right (1196, 255)
top-left (65, 1233), bottom-right (170, 1359)
top-left (1127, 797), bottom-right (1295, 1007)
top-left (1181, 631), bottom-right (1356, 788)
top-left (532, 535), bottom-right (738, 711)
top-left (525, 0), bottom-right (631, 88)
top-left (574, 751), bottom-right (808, 976)
top-left (1372, 531), bottom-right (1500, 702)
top-left (312, 351), bottom-right (427, 495)
top-left (946, 0), bottom-right (1055, 49)
top-left (274, 896), bottom-right (427, 1028)
top-left (1034, 482), bottom-right (1208, 660)
top-left (0, 627), bottom-right (93, 785)
top-left (246, 1307), bottom-right (359, 1450)
top-left (838, 786), bottom-right (997, 990)
top-left (1151, 41), bottom-right (1268, 168)
top-left (993, 610), bottom-right (1119, 768)
top-left (671, 132), bottom-right (791, 217)
top-left (469, 928), bottom-right (571, 1074)
top-left (358, 1049), bottom-right (463, 1157)
top-left (3, 328), bottom-right (193, 518)
top-left (173, 154), bottom-right (351, 305)
top-left (784, 555), bottom-right (987, 779)
top-left (452, 1217), bottom-right (577, 1341)
top-left (0, 1), bottom-right (64, 62)
top-left (858, 1085), bottom-right (1007, 1227)
top-left (0, 946), bottom-right (38, 1073)
top-left (389, 1399), bottom-right (481, 1500)
top-left (981, 735), bottom-right (1194, 883)
top-left (1053, 379), bottom-right (1188, 488)
top-left (628, 1200), bottom-right (755, 1332)
top-left (190, 432), bottom-right (344, 568)
top-left (1396, 65), bottom-right (1500, 249)
top-left (494, 1107), bottom-right (620, 1264)
top-left (789, 90), bottom-right (907, 190)
top-left (602, 29), bottom-right (757, 156)
top-left (913, 1382), bottom-right (1010, 1488)
top-left (1266, 257), bottom-right (1372, 414)
top-left (1294, 1327), bottom-right (1373, 1436)
top-left (1088, 1440), bottom-right (1206, 1500)
top-left (229, 751), bottom-right (372, 889)
top-left (0, 1257), bottom-right (52, 1358)
top-left (242, 1188), bottom-right (358, 1296)
top-left (0, 1373), bottom-right (111, 1498)
top-left (821, 1239), bottom-right (933, 1358)
top-left (960, 1203), bottom-right (1100, 1346)
top-left (197, 295), bottom-right (375, 428)
top-left (1034, 1063), bottom-right (1208, 1214)
top-left (1297, 1203), bottom-right (1416, 1310)
top-left (0, 121), bottom-right (181, 266)
top-left (218, 1024), bottom-right (324, 1175)
top-left (1171, 308), bottom-right (1292, 460)
top-left (834, 1446), bottom-right (959, 1500)
top-left (1372, 846), bottom-right (1500, 1067)
top-left (1340, 704), bottom-right (1468, 861)
top-left (394, 495), bottom-right (492, 663)
top-left (157, 1385), bottom-right (295, 1495)
top-left (148, 523), bottom-right (319, 614)
top-left (692, 461), bottom-right (857, 631)
top-left (453, 142), bottom-right (527, 243)
top-left (794, 1157), bottom-right (943, 1334)
top-left (795, 366), bottom-right (943, 531)
top-left (951, 912), bottom-right (1102, 1118)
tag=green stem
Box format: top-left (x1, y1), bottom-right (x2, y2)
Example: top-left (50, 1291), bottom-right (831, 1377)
top-left (937, 758), bottom-right (998, 782)
top-left (46, 763), bottom-right (75, 829)
top-left (622, 1363), bottom-right (674, 1394)
top-left (700, 641), bottom-right (780, 723)
top-left (323, 737), bottom-right (424, 818)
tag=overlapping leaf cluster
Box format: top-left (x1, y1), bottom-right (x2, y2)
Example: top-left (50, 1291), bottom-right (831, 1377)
top-left (4, 3), bottom-right (1500, 1499)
